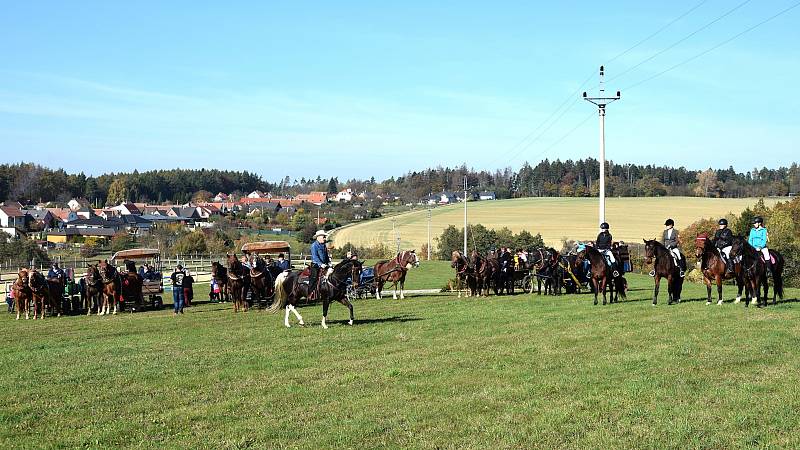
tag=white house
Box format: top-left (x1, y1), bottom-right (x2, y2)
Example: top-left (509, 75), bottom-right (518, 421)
top-left (479, 191), bottom-right (497, 201)
top-left (110, 202), bottom-right (142, 216)
top-left (335, 188), bottom-right (354, 202)
top-left (213, 192), bottom-right (229, 202)
top-left (0, 207), bottom-right (27, 236)
top-left (247, 190), bottom-right (266, 199)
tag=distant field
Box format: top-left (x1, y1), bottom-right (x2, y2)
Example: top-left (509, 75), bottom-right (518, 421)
top-left (331, 197), bottom-right (785, 251)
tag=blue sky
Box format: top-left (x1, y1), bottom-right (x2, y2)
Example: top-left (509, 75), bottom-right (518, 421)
top-left (1, 1), bottom-right (798, 181)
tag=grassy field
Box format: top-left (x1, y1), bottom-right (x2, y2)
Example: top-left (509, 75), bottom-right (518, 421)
top-left (331, 197), bottom-right (785, 250)
top-left (2, 261), bottom-right (800, 449)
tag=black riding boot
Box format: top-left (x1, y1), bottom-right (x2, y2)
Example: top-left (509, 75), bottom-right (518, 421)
top-left (724, 257), bottom-right (734, 275)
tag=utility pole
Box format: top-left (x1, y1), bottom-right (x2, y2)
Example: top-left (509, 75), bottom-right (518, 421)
top-left (427, 207), bottom-right (432, 261)
top-left (583, 65), bottom-right (621, 225)
top-left (392, 218), bottom-right (400, 254)
top-left (463, 176), bottom-right (468, 255)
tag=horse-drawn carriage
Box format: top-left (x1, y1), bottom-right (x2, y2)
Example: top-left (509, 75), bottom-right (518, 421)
top-left (240, 241), bottom-right (292, 305)
top-left (345, 266), bottom-right (377, 301)
top-left (241, 240), bottom-right (292, 267)
top-left (110, 248), bottom-right (164, 310)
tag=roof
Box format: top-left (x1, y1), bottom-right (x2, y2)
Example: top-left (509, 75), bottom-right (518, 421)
top-left (22, 209), bottom-right (52, 220)
top-left (0, 206), bottom-right (25, 217)
top-left (119, 215), bottom-right (152, 225)
top-left (47, 228), bottom-right (117, 237)
top-left (111, 248), bottom-right (160, 261)
top-left (66, 216), bottom-right (119, 227)
top-left (241, 241), bottom-right (291, 254)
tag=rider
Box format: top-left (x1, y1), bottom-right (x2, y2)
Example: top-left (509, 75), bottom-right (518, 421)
top-left (596, 223), bottom-right (619, 277)
top-left (714, 218), bottom-right (734, 274)
top-left (748, 216), bottom-right (771, 275)
top-left (660, 218), bottom-right (686, 278)
top-left (48, 262), bottom-right (65, 280)
top-left (276, 253), bottom-right (290, 271)
top-left (308, 230), bottom-right (331, 300)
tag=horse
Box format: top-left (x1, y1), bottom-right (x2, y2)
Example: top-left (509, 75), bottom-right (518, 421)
top-left (98, 260), bottom-right (121, 315)
top-left (269, 259), bottom-right (362, 328)
top-left (226, 254), bottom-right (250, 312)
top-left (119, 265), bottom-right (144, 311)
top-left (211, 261), bottom-right (229, 302)
top-left (12, 268), bottom-right (32, 320)
top-left (84, 265), bottom-right (103, 315)
top-left (28, 270), bottom-right (51, 319)
top-left (246, 254), bottom-right (275, 306)
top-left (559, 254), bottom-right (587, 294)
top-left (451, 250), bottom-right (477, 298)
top-left (46, 274), bottom-right (65, 317)
top-left (492, 250), bottom-right (514, 295)
top-left (643, 239), bottom-right (684, 306)
top-left (470, 250), bottom-right (497, 297)
top-left (532, 248), bottom-right (562, 296)
top-left (575, 245), bottom-right (625, 305)
top-left (694, 234), bottom-right (745, 306)
top-left (729, 237), bottom-right (780, 308)
top-left (374, 250), bottom-right (420, 300)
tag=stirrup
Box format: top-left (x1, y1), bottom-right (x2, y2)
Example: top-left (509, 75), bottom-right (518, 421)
top-left (679, 271), bottom-right (685, 278)
top-left (612, 270), bottom-right (620, 278)
top-left (648, 270), bottom-right (655, 277)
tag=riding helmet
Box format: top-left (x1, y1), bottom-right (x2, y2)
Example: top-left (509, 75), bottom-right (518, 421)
top-left (664, 219), bottom-right (674, 226)
top-left (600, 222), bottom-right (609, 230)
top-left (753, 216), bottom-right (764, 224)
top-left (718, 218), bottom-right (728, 226)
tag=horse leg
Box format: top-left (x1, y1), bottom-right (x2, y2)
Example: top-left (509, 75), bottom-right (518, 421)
top-left (601, 278), bottom-right (608, 305)
top-left (321, 298), bottom-right (330, 329)
top-left (393, 280), bottom-right (398, 300)
top-left (376, 279), bottom-right (383, 300)
top-left (399, 279), bottom-right (405, 300)
top-left (592, 278), bottom-right (599, 305)
top-left (338, 297), bottom-right (355, 325)
top-left (653, 275), bottom-right (660, 306)
top-left (112, 292), bottom-right (118, 315)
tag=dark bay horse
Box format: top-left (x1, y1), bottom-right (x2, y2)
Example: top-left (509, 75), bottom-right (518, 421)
top-left (644, 239), bottom-right (684, 305)
top-left (695, 234), bottom-right (744, 306)
top-left (269, 259), bottom-right (362, 328)
top-left (46, 274), bottom-right (64, 317)
top-left (12, 268), bottom-right (32, 320)
top-left (119, 268), bottom-right (144, 311)
top-left (29, 270), bottom-right (52, 319)
top-left (98, 260), bottom-right (121, 315)
top-left (374, 250), bottom-right (420, 300)
top-left (84, 265), bottom-right (103, 315)
top-left (470, 250), bottom-right (497, 297)
top-left (247, 254), bottom-right (275, 306)
top-left (226, 254), bottom-right (250, 312)
top-left (576, 245), bottom-right (625, 305)
top-left (451, 250), bottom-right (476, 298)
top-left (730, 237), bottom-right (783, 308)
top-left (532, 248), bottom-right (562, 296)
top-left (211, 261), bottom-right (229, 302)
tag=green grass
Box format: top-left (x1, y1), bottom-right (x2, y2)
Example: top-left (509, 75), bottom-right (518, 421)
top-left (2, 264), bottom-right (800, 449)
top-left (331, 197), bottom-right (785, 250)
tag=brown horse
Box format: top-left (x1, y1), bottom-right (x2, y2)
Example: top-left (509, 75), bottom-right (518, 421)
top-left (247, 254), bottom-right (275, 305)
top-left (470, 250), bottom-right (498, 296)
top-left (269, 259), bottom-right (362, 328)
top-left (46, 274), bottom-right (64, 317)
top-left (98, 260), bottom-right (121, 315)
top-left (84, 265), bottom-right (103, 315)
top-left (451, 250), bottom-right (476, 298)
top-left (644, 239), bottom-right (684, 305)
top-left (226, 254), bottom-right (249, 312)
top-left (211, 261), bottom-right (229, 302)
top-left (374, 250), bottom-right (419, 300)
top-left (695, 234), bottom-right (744, 306)
top-left (730, 237), bottom-right (779, 308)
top-left (575, 245), bottom-right (625, 305)
top-left (12, 268), bottom-right (32, 320)
top-left (28, 270), bottom-right (51, 319)
top-left (119, 269), bottom-right (144, 311)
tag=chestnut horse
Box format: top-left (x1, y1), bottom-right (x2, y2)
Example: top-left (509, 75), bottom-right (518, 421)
top-left (98, 260), bottom-right (121, 315)
top-left (451, 250), bottom-right (476, 298)
top-left (12, 268), bottom-right (32, 320)
top-left (269, 259), bottom-right (362, 328)
top-left (470, 250), bottom-right (498, 296)
top-left (694, 234), bottom-right (744, 306)
top-left (644, 239), bottom-right (684, 305)
top-left (374, 250), bottom-right (419, 300)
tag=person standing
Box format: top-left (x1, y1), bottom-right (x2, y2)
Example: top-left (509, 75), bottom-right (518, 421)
top-left (183, 270), bottom-right (194, 307)
top-left (748, 216), bottom-right (771, 275)
top-left (308, 230), bottom-right (331, 300)
top-left (170, 264), bottom-right (186, 315)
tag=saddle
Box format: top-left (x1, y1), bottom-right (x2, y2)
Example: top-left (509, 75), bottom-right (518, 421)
top-left (760, 253), bottom-right (776, 265)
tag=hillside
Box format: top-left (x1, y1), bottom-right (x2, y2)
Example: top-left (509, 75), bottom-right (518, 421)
top-left (330, 197), bottom-right (785, 251)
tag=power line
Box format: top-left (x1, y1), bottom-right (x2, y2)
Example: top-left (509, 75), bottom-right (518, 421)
top-left (623, 0), bottom-right (800, 91)
top-left (607, 0), bottom-right (753, 84)
top-left (490, 0), bottom-right (711, 169)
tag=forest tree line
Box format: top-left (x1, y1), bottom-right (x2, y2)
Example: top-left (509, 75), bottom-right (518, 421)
top-left (1, 160), bottom-right (798, 206)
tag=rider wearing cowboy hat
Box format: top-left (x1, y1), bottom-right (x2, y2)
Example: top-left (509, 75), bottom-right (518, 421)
top-left (748, 216), bottom-right (771, 275)
top-left (661, 218), bottom-right (686, 278)
top-left (714, 218), bottom-right (734, 274)
top-left (309, 230), bottom-right (331, 300)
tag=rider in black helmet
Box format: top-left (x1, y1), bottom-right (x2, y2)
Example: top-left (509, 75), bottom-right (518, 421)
top-left (713, 218), bottom-right (734, 274)
top-left (595, 222), bottom-right (619, 277)
top-left (660, 218), bottom-right (686, 278)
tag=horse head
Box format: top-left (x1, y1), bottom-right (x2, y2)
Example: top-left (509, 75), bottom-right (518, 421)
top-left (694, 233), bottom-right (710, 259)
top-left (451, 250), bottom-right (462, 269)
top-left (407, 250), bottom-right (420, 268)
top-left (643, 238), bottom-right (660, 264)
top-left (28, 270), bottom-right (48, 293)
top-left (17, 268), bottom-right (30, 287)
top-left (730, 236), bottom-right (748, 259)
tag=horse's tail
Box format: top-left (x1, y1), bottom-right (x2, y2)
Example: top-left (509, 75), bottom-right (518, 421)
top-left (267, 271), bottom-right (289, 313)
top-left (614, 276), bottom-right (627, 300)
top-left (773, 255), bottom-right (784, 300)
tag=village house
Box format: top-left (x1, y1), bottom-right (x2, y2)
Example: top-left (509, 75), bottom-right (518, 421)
top-left (335, 188), bottom-right (354, 202)
top-left (479, 191), bottom-right (497, 201)
top-left (110, 202), bottom-right (142, 216)
top-left (0, 206), bottom-right (27, 237)
top-left (295, 191), bottom-right (328, 206)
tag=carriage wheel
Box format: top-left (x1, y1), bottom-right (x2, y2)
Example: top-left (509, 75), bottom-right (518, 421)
top-left (522, 275), bottom-right (532, 293)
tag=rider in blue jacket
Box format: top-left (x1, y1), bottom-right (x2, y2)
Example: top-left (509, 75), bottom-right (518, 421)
top-left (748, 216), bottom-right (771, 274)
top-left (309, 230), bottom-right (331, 299)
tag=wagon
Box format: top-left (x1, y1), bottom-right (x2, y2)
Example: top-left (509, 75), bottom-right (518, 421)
top-left (345, 267), bottom-right (377, 301)
top-left (241, 241), bottom-right (292, 267)
top-left (110, 248), bottom-right (164, 310)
